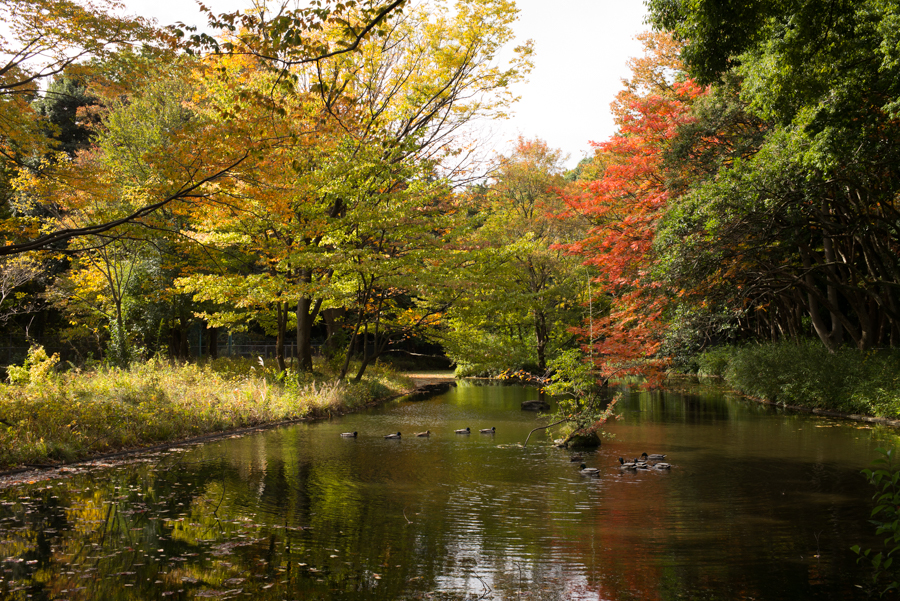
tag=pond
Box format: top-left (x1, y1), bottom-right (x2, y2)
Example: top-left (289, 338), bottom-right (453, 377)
top-left (0, 380), bottom-right (896, 600)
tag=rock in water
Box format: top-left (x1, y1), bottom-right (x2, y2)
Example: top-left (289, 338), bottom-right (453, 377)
top-left (521, 399), bottom-right (549, 411)
top-left (564, 432), bottom-right (602, 449)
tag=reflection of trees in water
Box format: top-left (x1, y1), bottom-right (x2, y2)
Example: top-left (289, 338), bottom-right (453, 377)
top-left (0, 391), bottom-right (881, 600)
top-left (0, 441), bottom-right (600, 599)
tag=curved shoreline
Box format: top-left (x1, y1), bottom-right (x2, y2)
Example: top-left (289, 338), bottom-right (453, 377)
top-left (746, 395), bottom-right (900, 427)
top-left (0, 374), bottom-right (457, 486)
top-left (3, 374), bottom-right (893, 487)
top-left (689, 375), bottom-right (900, 427)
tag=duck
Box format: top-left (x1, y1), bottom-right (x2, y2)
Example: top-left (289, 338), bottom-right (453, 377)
top-left (479, 427), bottom-right (495, 434)
top-left (579, 464), bottom-right (600, 476)
top-left (641, 452), bottom-right (666, 461)
top-left (384, 432), bottom-right (401, 439)
top-left (415, 430), bottom-right (430, 437)
top-left (455, 427), bottom-right (471, 434)
top-left (653, 462), bottom-right (671, 470)
top-left (620, 457), bottom-right (649, 470)
top-left (340, 432), bottom-right (358, 438)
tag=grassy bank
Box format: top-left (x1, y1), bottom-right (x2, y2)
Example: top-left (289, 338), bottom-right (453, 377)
top-left (0, 347), bottom-right (414, 470)
top-left (698, 341), bottom-right (900, 418)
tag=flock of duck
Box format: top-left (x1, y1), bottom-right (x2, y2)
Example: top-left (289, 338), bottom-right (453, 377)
top-left (575, 452), bottom-right (671, 477)
top-left (340, 428), bottom-right (668, 476)
top-left (340, 427), bottom-right (496, 439)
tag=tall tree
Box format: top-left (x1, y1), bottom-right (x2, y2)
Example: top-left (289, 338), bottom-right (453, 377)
top-left (0, 0), bottom-right (411, 257)
top-left (442, 137), bottom-right (588, 374)
top-left (560, 32), bottom-right (705, 381)
top-left (177, 0), bottom-right (532, 377)
top-left (0, 0), bottom-right (153, 158)
top-left (649, 0), bottom-right (900, 351)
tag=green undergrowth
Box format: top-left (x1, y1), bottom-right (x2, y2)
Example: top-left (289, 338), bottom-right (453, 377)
top-left (698, 341), bottom-right (900, 418)
top-left (0, 347), bottom-right (413, 470)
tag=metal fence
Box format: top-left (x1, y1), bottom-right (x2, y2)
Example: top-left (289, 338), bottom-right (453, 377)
top-left (0, 342), bottom-right (322, 366)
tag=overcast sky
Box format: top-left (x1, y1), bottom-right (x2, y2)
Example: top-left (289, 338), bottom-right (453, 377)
top-left (118, 0), bottom-right (650, 168)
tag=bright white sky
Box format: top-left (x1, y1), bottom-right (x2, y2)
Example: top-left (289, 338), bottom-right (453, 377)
top-left (117, 0), bottom-right (649, 169)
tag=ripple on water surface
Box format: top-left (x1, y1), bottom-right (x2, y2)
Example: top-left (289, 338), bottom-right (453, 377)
top-left (0, 381), bottom-right (886, 600)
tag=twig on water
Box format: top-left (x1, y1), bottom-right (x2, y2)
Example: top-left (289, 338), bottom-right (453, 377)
top-left (403, 506), bottom-right (412, 524)
top-left (523, 419), bottom-right (568, 447)
top-left (475, 573), bottom-right (493, 599)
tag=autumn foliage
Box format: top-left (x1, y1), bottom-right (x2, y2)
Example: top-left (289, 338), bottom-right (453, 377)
top-left (560, 33), bottom-right (705, 382)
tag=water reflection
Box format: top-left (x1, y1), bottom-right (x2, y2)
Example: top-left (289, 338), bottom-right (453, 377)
top-left (0, 381), bottom-right (895, 600)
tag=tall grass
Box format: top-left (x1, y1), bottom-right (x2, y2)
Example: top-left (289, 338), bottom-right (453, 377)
top-left (698, 341), bottom-right (900, 417)
top-left (0, 348), bottom-right (413, 469)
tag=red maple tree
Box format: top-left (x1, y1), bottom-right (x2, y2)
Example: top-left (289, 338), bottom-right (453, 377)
top-left (559, 32), bottom-right (706, 383)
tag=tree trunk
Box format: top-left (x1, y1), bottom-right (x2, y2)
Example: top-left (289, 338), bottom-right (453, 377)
top-left (206, 325), bottom-right (219, 360)
top-left (338, 281), bottom-right (373, 381)
top-left (801, 246), bottom-right (839, 351)
top-left (169, 316), bottom-right (190, 361)
top-left (534, 309), bottom-right (548, 372)
top-left (296, 296), bottom-right (323, 372)
top-left (352, 295), bottom-right (387, 383)
top-left (295, 270), bottom-right (324, 372)
top-left (276, 301), bottom-right (287, 372)
top-left (322, 307), bottom-right (346, 357)
top-left (113, 298), bottom-right (128, 365)
top-left (821, 233), bottom-right (845, 345)
top-left (181, 313), bottom-right (190, 359)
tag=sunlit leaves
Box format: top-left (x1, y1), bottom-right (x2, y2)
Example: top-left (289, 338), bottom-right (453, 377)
top-left (442, 137), bottom-right (588, 375)
top-left (0, 0), bottom-right (156, 163)
top-left (560, 32), bottom-right (703, 382)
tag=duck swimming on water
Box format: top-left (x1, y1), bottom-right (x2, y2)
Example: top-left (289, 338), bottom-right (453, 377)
top-left (620, 457), bottom-right (649, 471)
top-left (641, 452), bottom-right (666, 461)
top-left (579, 464), bottom-right (600, 476)
top-left (340, 432), bottom-right (358, 438)
top-left (455, 427), bottom-right (471, 434)
top-left (480, 427), bottom-right (495, 434)
top-left (384, 432), bottom-right (401, 439)
top-left (415, 430), bottom-right (430, 437)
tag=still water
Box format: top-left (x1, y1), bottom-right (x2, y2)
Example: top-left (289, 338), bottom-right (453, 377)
top-left (0, 380), bottom-right (896, 600)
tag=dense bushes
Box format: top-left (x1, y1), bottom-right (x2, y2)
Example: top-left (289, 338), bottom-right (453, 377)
top-left (853, 448), bottom-right (900, 596)
top-left (698, 341), bottom-right (900, 418)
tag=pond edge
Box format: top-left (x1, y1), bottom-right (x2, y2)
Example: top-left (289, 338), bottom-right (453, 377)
top-left (0, 377), bottom-right (455, 485)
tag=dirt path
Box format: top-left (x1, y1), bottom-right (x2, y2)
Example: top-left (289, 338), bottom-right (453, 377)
top-left (403, 371), bottom-right (457, 387)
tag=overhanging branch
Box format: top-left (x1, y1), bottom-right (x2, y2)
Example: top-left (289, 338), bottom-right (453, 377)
top-left (0, 153), bottom-right (249, 257)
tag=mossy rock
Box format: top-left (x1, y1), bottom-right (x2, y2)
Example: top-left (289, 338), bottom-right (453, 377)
top-left (564, 432), bottom-right (602, 449)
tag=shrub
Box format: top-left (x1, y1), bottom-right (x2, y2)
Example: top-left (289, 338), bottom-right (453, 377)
top-left (697, 342), bottom-right (900, 417)
top-left (696, 346), bottom-right (731, 377)
top-left (853, 447), bottom-right (900, 596)
top-left (7, 345), bottom-right (60, 385)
